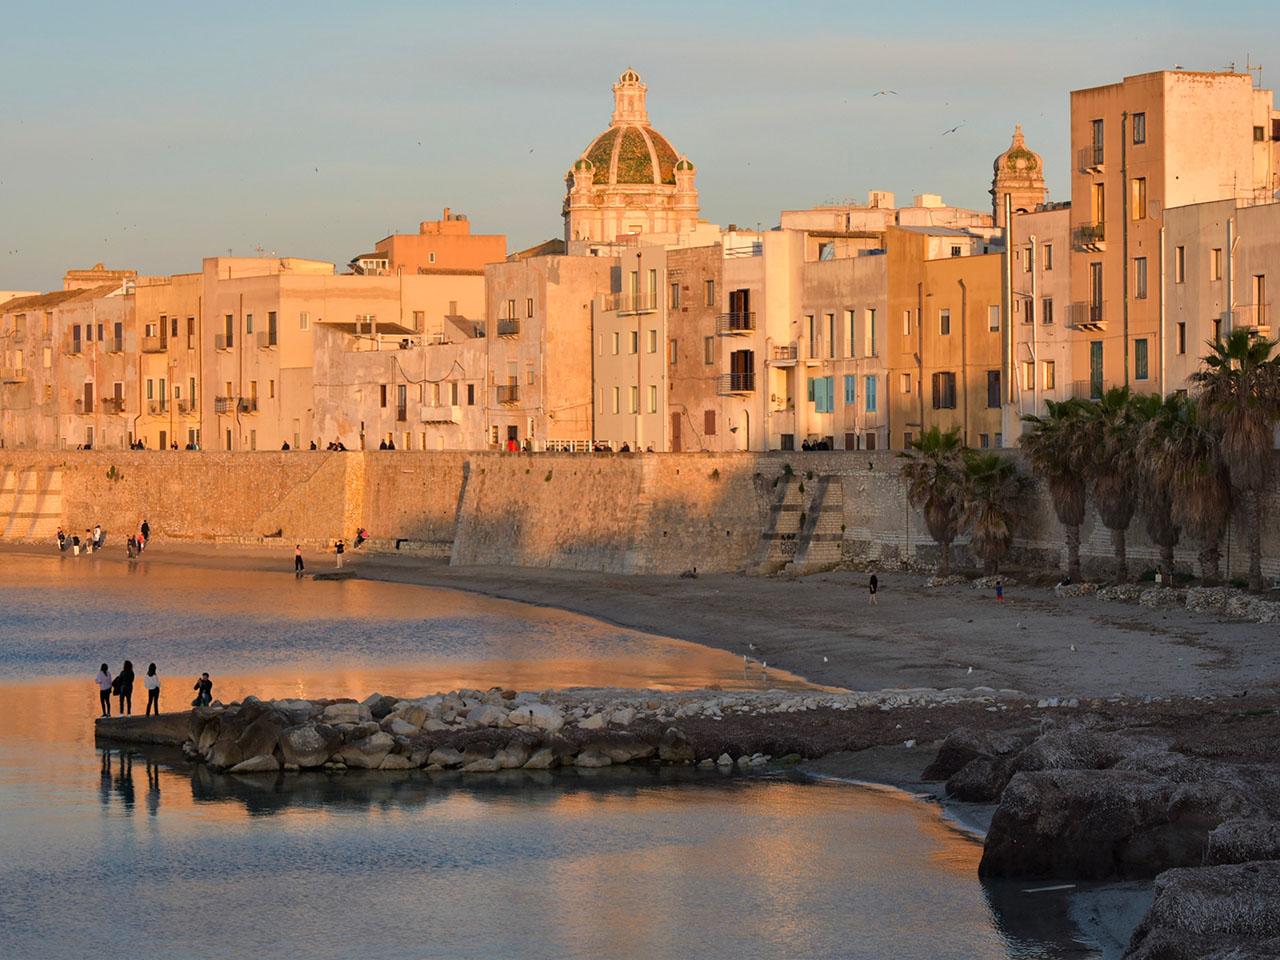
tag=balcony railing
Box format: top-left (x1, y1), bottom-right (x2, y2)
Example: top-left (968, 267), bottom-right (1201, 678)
top-left (1077, 144), bottom-right (1104, 170)
top-left (0, 367), bottom-right (26, 382)
top-left (104, 336), bottom-right (124, 354)
top-left (496, 319), bottom-right (520, 337)
top-left (69, 340), bottom-right (82, 355)
top-left (770, 343), bottom-right (798, 363)
top-left (146, 400), bottom-right (168, 415)
top-left (715, 311), bottom-right (756, 335)
top-left (214, 396), bottom-right (235, 415)
top-left (102, 397), bottom-right (125, 415)
top-left (178, 400), bottom-right (195, 414)
top-left (238, 397), bottom-right (258, 414)
top-left (1073, 221), bottom-right (1106, 250)
top-left (496, 384), bottom-right (519, 404)
top-left (257, 330), bottom-right (278, 349)
top-left (1071, 379), bottom-right (1104, 401)
top-left (141, 335), bottom-right (168, 353)
top-left (602, 293), bottom-right (659, 314)
top-left (1066, 301), bottom-right (1107, 331)
top-left (1231, 303), bottom-right (1271, 335)
top-left (420, 405), bottom-right (460, 424)
top-left (717, 372), bottom-right (756, 394)
top-left (215, 333), bottom-right (234, 351)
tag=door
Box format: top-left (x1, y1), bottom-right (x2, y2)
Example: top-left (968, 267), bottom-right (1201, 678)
top-left (670, 412), bottom-right (681, 452)
top-left (1089, 340), bottom-right (1104, 398)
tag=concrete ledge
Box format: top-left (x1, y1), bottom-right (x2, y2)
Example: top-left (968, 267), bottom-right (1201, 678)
top-left (94, 711), bottom-right (189, 746)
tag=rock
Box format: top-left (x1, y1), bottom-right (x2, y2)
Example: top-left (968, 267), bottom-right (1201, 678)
top-left (427, 746), bottom-right (464, 768)
top-left (1139, 586), bottom-right (1184, 610)
top-left (230, 754), bottom-right (280, 774)
top-left (1206, 820), bottom-right (1280, 865)
top-left (1054, 582), bottom-right (1100, 597)
top-left (922, 725), bottom-right (1035, 783)
top-left (658, 727), bottom-right (694, 764)
top-left (507, 703), bottom-right (565, 731)
top-left (323, 701), bottom-right (372, 724)
top-left (1185, 585), bottom-right (1235, 613)
top-left (575, 749), bottom-right (613, 768)
top-left (494, 743), bottom-right (529, 769)
top-left (196, 721), bottom-right (221, 759)
top-left (279, 722), bottom-right (342, 768)
top-left (378, 754), bottom-right (414, 770)
top-left (338, 731), bottom-right (394, 770)
top-left (580, 731), bottom-right (655, 764)
top-left (461, 757), bottom-right (501, 773)
top-left (578, 713), bottom-right (607, 730)
top-left (523, 748), bottom-right (557, 770)
top-left (468, 704), bottom-right (507, 728)
top-left (1124, 861), bottom-right (1280, 960)
top-left (361, 693), bottom-right (397, 720)
top-left (422, 718), bottom-right (449, 732)
top-left (1096, 583), bottom-right (1144, 602)
top-left (972, 575), bottom-right (1016, 589)
top-left (611, 707), bottom-right (637, 727)
top-left (385, 718), bottom-right (419, 737)
top-left (462, 743), bottom-right (496, 763)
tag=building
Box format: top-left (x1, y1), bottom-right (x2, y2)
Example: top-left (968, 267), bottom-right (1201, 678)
top-left (563, 69), bottom-right (701, 244)
top-left (664, 244), bottom-right (724, 451)
top-left (350, 209), bottom-right (507, 276)
top-left (1009, 204), bottom-right (1073, 420)
top-left (1068, 70), bottom-right (1280, 398)
top-left (991, 125), bottom-right (1048, 228)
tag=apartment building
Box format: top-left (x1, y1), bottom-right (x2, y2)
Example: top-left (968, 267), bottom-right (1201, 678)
top-left (664, 244), bottom-right (724, 452)
top-left (1009, 204), bottom-right (1073, 419)
top-left (352, 208), bottom-right (507, 277)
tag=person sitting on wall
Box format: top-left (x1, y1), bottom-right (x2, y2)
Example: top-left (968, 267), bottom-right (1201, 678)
top-left (379, 440), bottom-right (388, 450)
top-left (387, 439), bottom-right (395, 450)
top-left (801, 439), bottom-right (811, 451)
top-left (310, 441), bottom-right (317, 450)
top-left (619, 442), bottom-right (631, 453)
top-left (281, 441), bottom-right (290, 450)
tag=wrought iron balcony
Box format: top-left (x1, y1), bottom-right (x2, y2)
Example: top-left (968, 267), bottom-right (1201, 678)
top-left (496, 384), bottom-right (519, 404)
top-left (238, 397), bottom-right (258, 414)
top-left (1073, 221), bottom-right (1106, 251)
top-left (1066, 301), bottom-right (1107, 331)
top-left (715, 311), bottom-right (756, 335)
top-left (104, 337), bottom-right (124, 354)
top-left (602, 293), bottom-right (658, 314)
top-left (770, 343), bottom-right (798, 364)
top-left (214, 396), bottom-right (235, 415)
top-left (102, 397), bottom-right (125, 415)
top-left (717, 372), bottom-right (756, 394)
top-left (1071, 379), bottom-right (1104, 401)
top-left (1077, 144), bottom-right (1104, 171)
top-left (420, 405), bottom-right (460, 424)
top-left (146, 400), bottom-right (168, 415)
top-left (496, 319), bottom-right (520, 337)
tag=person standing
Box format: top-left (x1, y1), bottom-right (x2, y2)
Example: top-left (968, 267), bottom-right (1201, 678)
top-left (141, 519), bottom-right (151, 546)
top-left (192, 673), bottom-right (213, 707)
top-left (57, 527), bottom-right (67, 552)
top-left (868, 573), bottom-right (879, 606)
top-left (335, 538), bottom-right (345, 568)
top-left (72, 533), bottom-right (81, 556)
top-left (92, 523), bottom-right (102, 551)
top-left (143, 663), bottom-right (161, 716)
top-left (95, 664), bottom-right (113, 717)
top-left (116, 660), bottom-right (135, 716)
top-left (995, 580), bottom-right (1004, 603)
top-left (294, 545), bottom-right (305, 574)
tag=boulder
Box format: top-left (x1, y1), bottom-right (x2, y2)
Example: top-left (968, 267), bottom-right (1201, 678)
top-left (922, 725), bottom-right (1035, 782)
top-left (1054, 582), bottom-right (1099, 598)
top-left (581, 731), bottom-right (655, 764)
top-left (461, 757), bottom-right (501, 773)
top-left (462, 743), bottom-right (496, 763)
top-left (196, 720), bottom-right (221, 759)
top-left (578, 713), bottom-right (607, 730)
top-left (508, 703), bottom-right (565, 731)
top-left (427, 746), bottom-right (465, 768)
top-left (279, 723), bottom-right (342, 768)
top-left (575, 749), bottom-right (612, 768)
top-left (398, 705), bottom-right (429, 729)
top-left (469, 704), bottom-right (507, 728)
top-left (341, 721), bottom-right (382, 743)
top-left (385, 719), bottom-right (419, 737)
top-left (658, 727), bottom-right (694, 764)
top-left (1206, 820), bottom-right (1280, 865)
top-left (235, 713), bottom-right (287, 763)
top-left (229, 754), bottom-right (280, 774)
top-left (611, 707), bottom-right (637, 727)
top-left (323, 701), bottom-right (372, 723)
top-left (494, 743), bottom-right (529, 769)
top-left (523, 748), bottom-right (557, 770)
top-left (338, 731), bottom-right (394, 770)
top-left (378, 754), bottom-right (414, 770)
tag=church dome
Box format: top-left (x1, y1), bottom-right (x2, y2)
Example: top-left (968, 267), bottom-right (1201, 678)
top-left (993, 124), bottom-right (1042, 176)
top-left (569, 68), bottom-right (683, 187)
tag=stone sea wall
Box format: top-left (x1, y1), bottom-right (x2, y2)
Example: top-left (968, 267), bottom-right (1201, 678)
top-left (1, 449), bottom-right (1277, 579)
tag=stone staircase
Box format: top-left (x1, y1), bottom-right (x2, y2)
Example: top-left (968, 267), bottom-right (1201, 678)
top-left (0, 464), bottom-right (63, 541)
top-left (786, 476), bottom-right (844, 573)
top-left (752, 474), bottom-right (805, 574)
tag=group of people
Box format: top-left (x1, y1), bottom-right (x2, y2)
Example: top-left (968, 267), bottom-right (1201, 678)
top-left (57, 520), bottom-right (150, 557)
top-left (94, 663), bottom-right (213, 717)
top-left (800, 438), bottom-right (833, 450)
top-left (588, 441), bottom-right (655, 453)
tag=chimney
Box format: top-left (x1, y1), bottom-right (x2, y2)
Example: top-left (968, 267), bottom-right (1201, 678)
top-left (442, 207), bottom-right (450, 221)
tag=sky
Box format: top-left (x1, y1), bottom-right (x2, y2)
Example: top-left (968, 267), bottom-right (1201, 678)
top-left (2, 0), bottom-right (1278, 292)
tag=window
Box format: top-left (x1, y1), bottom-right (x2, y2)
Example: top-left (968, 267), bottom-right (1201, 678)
top-left (1175, 246), bottom-right (1185, 283)
top-left (705, 279), bottom-right (715, 306)
top-left (826, 313), bottom-right (836, 358)
top-left (808, 376), bottom-right (834, 413)
top-left (1042, 360), bottom-right (1055, 390)
top-left (902, 310), bottom-right (912, 336)
top-left (1134, 257), bottom-right (1148, 299)
top-left (648, 269), bottom-right (658, 307)
top-left (1212, 317), bottom-right (1222, 341)
top-left (379, 385), bottom-right (387, 408)
top-left (1177, 322), bottom-right (1186, 355)
top-left (189, 377), bottom-right (196, 404)
top-left (1254, 125), bottom-right (1266, 142)
top-left (612, 332), bottom-right (620, 355)
top-left (1091, 118), bottom-right (1104, 156)
top-left (1023, 247), bottom-right (1032, 273)
top-left (526, 298), bottom-right (534, 318)
top-left (899, 373), bottom-right (912, 394)
top-left (527, 363), bottom-right (535, 386)
top-left (187, 317), bottom-right (196, 349)
top-left (146, 379), bottom-right (154, 400)
top-left (428, 252), bottom-right (436, 264)
top-left (647, 329), bottom-right (657, 353)
top-left (246, 313), bottom-right (253, 334)
top-left (704, 410), bottom-right (716, 436)
top-left (931, 371), bottom-right (957, 409)
top-left (864, 376), bottom-right (877, 412)
top-left (171, 317), bottom-right (178, 338)
top-left (269, 379), bottom-right (275, 399)
top-left (1131, 178), bottom-right (1147, 220)
top-left (867, 309), bottom-right (877, 356)
top-left (843, 374), bottom-right (857, 405)
top-left (629, 330), bottom-right (638, 354)
top-left (703, 336), bottom-right (714, 365)
top-left (1043, 244), bottom-right (1053, 270)
top-left (299, 311), bottom-right (309, 330)
top-left (450, 382), bottom-right (459, 405)
top-left (467, 383), bottom-right (475, 405)
top-left (1211, 248), bottom-right (1222, 281)
top-left (995, 433), bottom-right (1003, 449)
top-left (986, 370), bottom-right (1001, 408)
top-left (1134, 338), bottom-right (1149, 380)
top-left (669, 339), bottom-right (678, 365)
top-left (988, 305), bottom-right (1000, 331)
top-left (629, 386), bottom-right (638, 414)
top-left (412, 310), bottom-right (424, 330)
top-left (611, 387), bottom-right (620, 414)
top-left (1133, 112), bottom-right (1146, 144)
top-left (903, 432), bottom-right (913, 449)
top-left (647, 385), bottom-right (658, 413)
top-left (939, 308), bottom-right (951, 335)
top-left (950, 245), bottom-right (962, 258)
top-left (847, 311), bottom-right (856, 357)
top-left (980, 434), bottom-right (990, 449)
top-left (818, 242), bottom-right (834, 261)
top-left (670, 283), bottom-right (680, 309)
top-left (1089, 341), bottom-right (1103, 398)
top-left (1022, 361), bottom-right (1035, 391)
top-left (506, 299), bottom-right (516, 319)
top-left (1042, 298), bottom-right (1054, 325)
top-left (806, 315), bottom-right (818, 358)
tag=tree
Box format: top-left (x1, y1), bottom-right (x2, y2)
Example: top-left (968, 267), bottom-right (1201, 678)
top-left (1083, 387), bottom-right (1142, 583)
top-left (1191, 329), bottom-right (1280, 592)
top-left (1143, 394), bottom-right (1231, 584)
top-left (1131, 393), bottom-right (1184, 577)
top-left (1020, 398), bottom-right (1092, 581)
top-left (898, 427), bottom-right (966, 576)
top-left (961, 450), bottom-right (1029, 576)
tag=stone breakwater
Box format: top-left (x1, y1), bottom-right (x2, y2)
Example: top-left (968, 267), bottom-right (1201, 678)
top-left (180, 685), bottom-right (1030, 775)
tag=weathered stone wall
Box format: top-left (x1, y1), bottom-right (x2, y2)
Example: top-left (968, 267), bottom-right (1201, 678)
top-left (1, 449), bottom-right (1276, 581)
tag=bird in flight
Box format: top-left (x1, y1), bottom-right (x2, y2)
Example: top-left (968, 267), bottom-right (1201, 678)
top-left (873, 90), bottom-right (898, 96)
top-left (942, 122), bottom-right (966, 136)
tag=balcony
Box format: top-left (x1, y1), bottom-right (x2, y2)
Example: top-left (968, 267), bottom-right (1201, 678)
top-left (717, 372), bottom-right (756, 395)
top-left (715, 312), bottom-right (756, 335)
top-left (141, 335), bottom-right (168, 353)
top-left (1232, 303), bottom-right (1271, 337)
top-left (602, 293), bottom-right (659, 315)
top-left (257, 330), bottom-right (277, 349)
top-left (496, 319), bottom-right (520, 337)
top-left (146, 400), bottom-right (168, 415)
top-left (420, 405), bottom-right (460, 424)
top-left (69, 340), bottom-right (82, 355)
top-left (104, 337), bottom-right (124, 354)
top-left (0, 366), bottom-right (26, 382)
top-left (74, 398), bottom-right (89, 414)
top-left (215, 333), bottom-right (234, 351)
top-left (496, 384), bottom-right (519, 404)
top-left (238, 397), bottom-right (258, 414)
top-left (769, 343), bottom-right (798, 365)
top-left (1073, 221), bottom-right (1106, 251)
top-left (101, 397), bottom-right (125, 415)
top-left (1066, 301), bottom-right (1108, 332)
top-left (178, 400), bottom-right (195, 414)
top-left (1077, 144), bottom-right (1104, 171)
top-left (214, 396), bottom-right (235, 415)
top-left (1071, 379), bottom-right (1104, 401)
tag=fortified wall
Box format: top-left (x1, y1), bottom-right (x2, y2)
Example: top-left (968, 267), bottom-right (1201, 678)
top-left (1, 450), bottom-right (1277, 581)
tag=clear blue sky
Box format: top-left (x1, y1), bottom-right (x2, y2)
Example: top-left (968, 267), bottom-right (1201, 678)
top-left (2, 0), bottom-right (1277, 291)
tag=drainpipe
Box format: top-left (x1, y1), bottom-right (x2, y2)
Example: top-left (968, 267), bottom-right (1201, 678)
top-left (1158, 226), bottom-right (1167, 397)
top-left (958, 278), bottom-right (969, 445)
top-left (1121, 111), bottom-right (1130, 387)
top-left (1226, 217), bottom-right (1238, 335)
top-left (916, 280), bottom-right (924, 439)
top-left (1003, 193), bottom-right (1014, 442)
top-left (1030, 234), bottom-right (1038, 416)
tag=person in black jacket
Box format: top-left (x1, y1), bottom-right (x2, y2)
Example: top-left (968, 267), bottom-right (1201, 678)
top-left (116, 660), bottom-right (135, 715)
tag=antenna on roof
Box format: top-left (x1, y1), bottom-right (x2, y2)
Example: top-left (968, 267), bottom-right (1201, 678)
top-left (1245, 54), bottom-right (1262, 88)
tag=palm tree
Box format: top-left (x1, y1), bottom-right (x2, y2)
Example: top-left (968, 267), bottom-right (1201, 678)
top-left (1082, 387), bottom-right (1142, 583)
top-left (961, 450), bottom-right (1029, 575)
top-left (1020, 398), bottom-right (1092, 581)
top-left (1191, 329), bottom-right (1280, 591)
top-left (1144, 394), bottom-right (1232, 584)
top-left (898, 427), bottom-right (966, 576)
top-left (1134, 394), bottom-right (1182, 577)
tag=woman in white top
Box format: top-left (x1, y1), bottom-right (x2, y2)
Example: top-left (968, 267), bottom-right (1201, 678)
top-left (95, 664), bottom-right (112, 717)
top-left (144, 663), bottom-right (161, 716)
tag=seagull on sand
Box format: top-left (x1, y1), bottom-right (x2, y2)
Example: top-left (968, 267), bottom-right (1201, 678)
top-left (967, 666), bottom-right (973, 675)
top-left (822, 656), bottom-right (829, 663)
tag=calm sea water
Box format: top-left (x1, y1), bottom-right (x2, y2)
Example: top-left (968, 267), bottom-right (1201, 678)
top-left (0, 553), bottom-right (1139, 959)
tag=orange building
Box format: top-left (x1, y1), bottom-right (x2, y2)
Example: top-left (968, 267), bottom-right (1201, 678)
top-left (350, 208), bottom-right (507, 277)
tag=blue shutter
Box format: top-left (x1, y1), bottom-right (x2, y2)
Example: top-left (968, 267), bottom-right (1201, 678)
top-left (844, 374), bottom-right (857, 405)
top-left (865, 376), bottom-right (877, 412)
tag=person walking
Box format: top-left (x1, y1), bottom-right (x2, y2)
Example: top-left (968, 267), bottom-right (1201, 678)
top-left (294, 545), bottom-right (305, 574)
top-left (92, 523), bottom-right (102, 551)
top-left (143, 663), bottom-right (161, 716)
top-left (868, 573), bottom-right (879, 606)
top-left (116, 660), bottom-right (135, 716)
top-left (191, 673), bottom-right (213, 707)
top-left (72, 532), bottom-right (81, 556)
top-left (95, 664), bottom-right (113, 717)
top-left (57, 527), bottom-right (67, 552)
top-left (141, 519), bottom-right (151, 547)
top-left (335, 538), bottom-right (345, 568)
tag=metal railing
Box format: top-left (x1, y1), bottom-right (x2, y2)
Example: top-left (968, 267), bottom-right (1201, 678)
top-left (1074, 221), bottom-right (1106, 249)
top-left (771, 343), bottom-right (798, 362)
top-left (1066, 301), bottom-right (1107, 330)
top-left (420, 405), bottom-right (460, 424)
top-left (238, 397), bottom-right (258, 414)
top-left (1071, 379), bottom-right (1104, 401)
top-left (717, 372), bottom-right (756, 394)
top-left (257, 330), bottom-right (277, 349)
top-left (602, 293), bottom-right (659, 314)
top-left (104, 337), bottom-right (124, 353)
top-left (69, 340), bottom-right (82, 355)
top-left (214, 396), bottom-right (235, 415)
top-left (147, 400), bottom-right (167, 415)
top-left (215, 333), bottom-right (234, 351)
top-left (1077, 144), bottom-right (1104, 170)
top-left (395, 405), bottom-right (407, 422)
top-left (102, 397), bottom-right (125, 415)
top-left (496, 384), bottom-right (519, 404)
top-left (141, 335), bottom-right (167, 353)
top-left (496, 319), bottom-right (520, 337)
top-left (715, 311), bottom-right (756, 335)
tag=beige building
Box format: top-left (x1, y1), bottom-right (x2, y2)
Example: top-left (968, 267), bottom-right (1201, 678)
top-left (1009, 204), bottom-right (1073, 420)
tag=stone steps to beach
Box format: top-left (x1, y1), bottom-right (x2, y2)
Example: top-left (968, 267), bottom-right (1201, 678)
top-left (0, 464), bottom-right (62, 540)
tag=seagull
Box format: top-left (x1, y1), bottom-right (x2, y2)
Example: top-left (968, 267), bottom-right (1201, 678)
top-left (1070, 645), bottom-right (1077, 652)
top-left (873, 90), bottom-right (898, 96)
top-left (967, 666), bottom-right (973, 675)
top-left (748, 642), bottom-right (760, 653)
top-left (822, 656), bottom-right (829, 663)
top-left (761, 661), bottom-right (768, 678)
top-left (942, 123), bottom-right (965, 136)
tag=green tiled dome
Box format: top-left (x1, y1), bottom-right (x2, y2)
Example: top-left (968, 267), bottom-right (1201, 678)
top-left (576, 124), bottom-right (679, 186)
